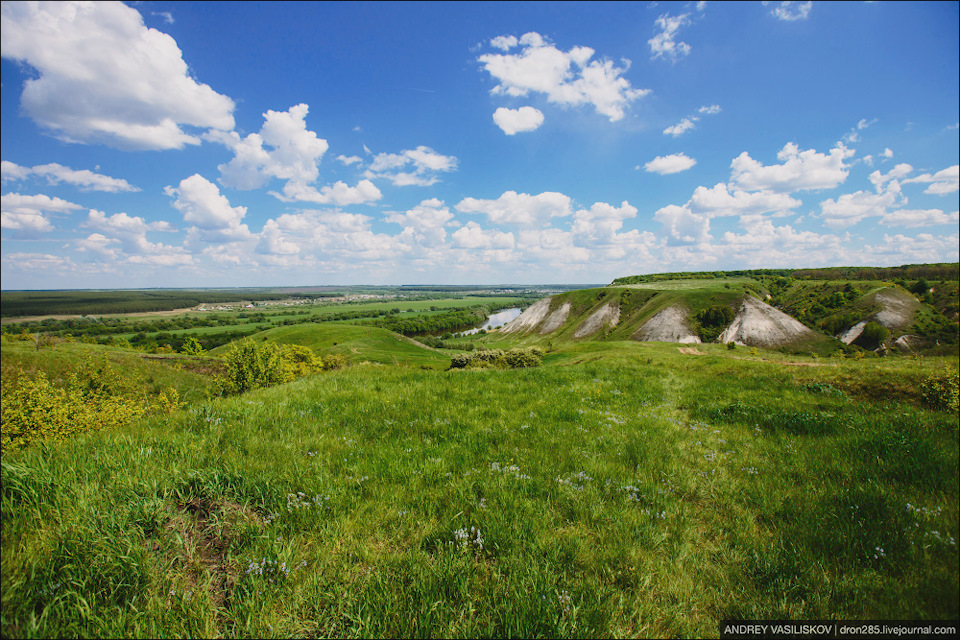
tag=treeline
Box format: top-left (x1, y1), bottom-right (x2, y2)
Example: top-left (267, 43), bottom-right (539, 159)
top-left (611, 269), bottom-right (795, 285)
top-left (0, 289), bottom-right (295, 317)
top-left (362, 306), bottom-right (493, 336)
top-left (790, 264), bottom-right (959, 282)
top-left (611, 263), bottom-right (959, 286)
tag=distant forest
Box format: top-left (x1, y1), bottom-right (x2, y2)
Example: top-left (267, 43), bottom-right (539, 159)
top-left (611, 263), bottom-right (960, 286)
top-left (0, 290), bottom-right (300, 318)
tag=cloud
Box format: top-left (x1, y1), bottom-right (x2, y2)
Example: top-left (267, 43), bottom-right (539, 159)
top-left (767, 1), bottom-right (812, 21)
top-left (164, 174), bottom-right (252, 241)
top-left (451, 221), bottom-right (515, 250)
top-left (648, 13), bottom-right (692, 62)
top-left (653, 204), bottom-right (711, 245)
top-left (493, 106), bottom-right (545, 135)
top-left (880, 209), bottom-right (960, 228)
top-left (364, 146), bottom-right (458, 186)
top-left (490, 35), bottom-right (518, 51)
top-left (456, 190), bottom-right (573, 226)
top-left (212, 103), bottom-right (329, 190)
top-left (253, 209), bottom-right (413, 263)
top-left (1, 161), bottom-right (139, 192)
top-left (664, 104), bottom-right (720, 137)
top-left (385, 198), bottom-right (456, 245)
top-left (868, 163), bottom-right (913, 190)
top-left (337, 155), bottom-right (363, 166)
top-left (278, 179), bottom-right (382, 206)
top-left (663, 117), bottom-right (698, 137)
top-left (0, 0), bottom-right (234, 150)
top-left (81, 209), bottom-right (186, 263)
top-left (569, 201), bottom-right (646, 256)
top-left (819, 184), bottom-right (903, 230)
top-left (2, 252), bottom-right (75, 274)
top-left (688, 183), bottom-right (802, 217)
top-left (478, 32), bottom-right (649, 122)
top-left (75, 233), bottom-right (120, 260)
top-left (644, 153), bottom-right (697, 175)
top-left (730, 142), bottom-right (854, 193)
top-left (1, 192), bottom-right (83, 233)
top-left (903, 165), bottom-right (959, 195)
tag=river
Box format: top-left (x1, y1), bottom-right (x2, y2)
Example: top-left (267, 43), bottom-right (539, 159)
top-left (456, 307), bottom-right (523, 336)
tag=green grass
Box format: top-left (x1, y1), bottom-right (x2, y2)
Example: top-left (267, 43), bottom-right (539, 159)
top-left (0, 339), bottom-right (218, 403)
top-left (2, 340), bottom-right (957, 638)
top-left (212, 322), bottom-right (453, 369)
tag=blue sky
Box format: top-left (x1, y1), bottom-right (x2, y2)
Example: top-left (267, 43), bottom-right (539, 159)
top-left (2, 1), bottom-right (958, 289)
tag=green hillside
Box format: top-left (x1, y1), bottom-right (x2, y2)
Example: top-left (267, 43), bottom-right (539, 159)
top-left (2, 341), bottom-right (956, 637)
top-left (495, 275), bottom-right (957, 356)
top-left (216, 322), bottom-right (452, 369)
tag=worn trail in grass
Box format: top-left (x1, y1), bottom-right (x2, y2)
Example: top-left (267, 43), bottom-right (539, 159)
top-left (2, 344), bottom-right (957, 638)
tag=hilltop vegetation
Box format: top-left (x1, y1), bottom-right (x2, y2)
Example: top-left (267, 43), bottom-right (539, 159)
top-left (500, 266), bottom-right (958, 356)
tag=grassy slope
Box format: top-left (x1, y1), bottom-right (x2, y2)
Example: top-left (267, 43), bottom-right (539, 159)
top-left (2, 340), bottom-right (957, 638)
top-left (0, 340), bottom-right (218, 403)
top-left (210, 323), bottom-right (452, 369)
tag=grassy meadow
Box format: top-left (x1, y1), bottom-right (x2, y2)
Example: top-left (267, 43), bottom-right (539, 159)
top-left (2, 334), bottom-right (958, 638)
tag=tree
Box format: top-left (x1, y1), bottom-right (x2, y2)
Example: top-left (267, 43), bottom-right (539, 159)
top-left (181, 336), bottom-right (206, 356)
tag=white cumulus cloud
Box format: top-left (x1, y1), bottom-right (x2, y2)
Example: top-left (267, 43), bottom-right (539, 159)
top-left (663, 117), bottom-right (698, 137)
top-left (1, 161), bottom-right (139, 192)
top-left (364, 146), bottom-right (458, 187)
top-left (164, 174), bottom-right (252, 241)
top-left (0, 0), bottom-right (235, 150)
top-left (730, 142), bottom-right (854, 193)
top-left (644, 153), bottom-right (697, 175)
top-left (478, 32), bottom-right (649, 122)
top-left (456, 190), bottom-right (573, 226)
top-left (1, 192), bottom-right (83, 233)
top-left (493, 106), bottom-right (545, 135)
top-left (649, 13), bottom-right (692, 62)
top-left (903, 165), bottom-right (959, 195)
top-left (880, 209), bottom-right (959, 228)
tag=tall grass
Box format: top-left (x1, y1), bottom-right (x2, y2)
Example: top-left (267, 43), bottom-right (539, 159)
top-left (2, 343), bottom-right (957, 637)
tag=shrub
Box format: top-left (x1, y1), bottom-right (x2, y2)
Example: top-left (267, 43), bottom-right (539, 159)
top-left (322, 353), bottom-right (346, 371)
top-left (695, 305), bottom-right (735, 342)
top-left (180, 336), bottom-right (206, 356)
top-left (920, 366), bottom-right (959, 412)
top-left (1, 356), bottom-right (147, 454)
top-left (449, 347), bottom-right (543, 370)
top-left (857, 322), bottom-right (890, 350)
top-left (216, 340), bottom-right (328, 395)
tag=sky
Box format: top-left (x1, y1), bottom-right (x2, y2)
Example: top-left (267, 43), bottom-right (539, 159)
top-left (1, 1), bottom-right (958, 290)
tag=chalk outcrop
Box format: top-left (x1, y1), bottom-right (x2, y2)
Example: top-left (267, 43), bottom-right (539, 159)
top-left (839, 288), bottom-right (918, 344)
top-left (632, 304), bottom-right (701, 343)
top-left (500, 298), bottom-right (552, 334)
top-left (719, 296), bottom-right (816, 347)
top-left (574, 303), bottom-right (620, 338)
top-left (539, 302), bottom-right (572, 334)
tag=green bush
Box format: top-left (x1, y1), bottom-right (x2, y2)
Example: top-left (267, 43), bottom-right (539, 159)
top-left (216, 339), bottom-right (325, 395)
top-left (920, 366), bottom-right (959, 412)
top-left (695, 304), bottom-right (735, 342)
top-left (449, 347), bottom-right (543, 370)
top-left (1, 356), bottom-right (147, 454)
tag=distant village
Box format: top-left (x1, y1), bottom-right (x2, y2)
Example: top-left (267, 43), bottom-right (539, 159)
top-left (194, 293), bottom-right (398, 312)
